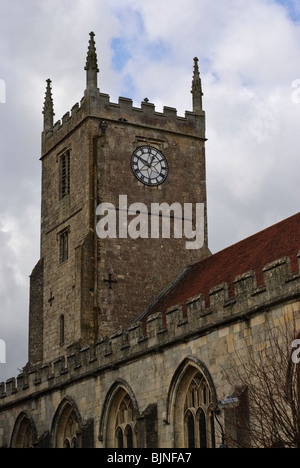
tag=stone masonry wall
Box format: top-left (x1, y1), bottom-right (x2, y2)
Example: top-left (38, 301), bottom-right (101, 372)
top-left (1, 254), bottom-right (299, 447)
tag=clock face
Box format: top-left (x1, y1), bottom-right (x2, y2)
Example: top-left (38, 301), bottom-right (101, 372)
top-left (131, 146), bottom-right (169, 187)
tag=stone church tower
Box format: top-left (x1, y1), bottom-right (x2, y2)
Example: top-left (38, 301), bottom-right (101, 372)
top-left (29, 32), bottom-right (211, 366)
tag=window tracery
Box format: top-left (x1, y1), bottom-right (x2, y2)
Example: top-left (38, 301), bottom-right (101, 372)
top-left (62, 410), bottom-right (79, 449)
top-left (184, 373), bottom-right (215, 448)
top-left (115, 393), bottom-right (137, 449)
top-left (53, 400), bottom-right (82, 448)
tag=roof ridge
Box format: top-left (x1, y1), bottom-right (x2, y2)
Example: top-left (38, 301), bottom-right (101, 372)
top-left (202, 212), bottom-right (300, 263)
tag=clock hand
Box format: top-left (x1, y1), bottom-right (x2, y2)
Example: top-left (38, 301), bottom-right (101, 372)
top-left (151, 166), bottom-right (160, 175)
top-left (139, 157), bottom-right (151, 167)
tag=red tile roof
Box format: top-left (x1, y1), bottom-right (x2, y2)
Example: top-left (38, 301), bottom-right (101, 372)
top-left (143, 212), bottom-right (300, 320)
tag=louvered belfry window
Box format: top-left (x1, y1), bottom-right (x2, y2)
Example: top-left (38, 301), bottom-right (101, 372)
top-left (60, 150), bottom-right (70, 199)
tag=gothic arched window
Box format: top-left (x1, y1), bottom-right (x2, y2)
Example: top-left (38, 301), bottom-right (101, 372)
top-left (115, 393), bottom-right (137, 449)
top-left (52, 399), bottom-right (82, 448)
top-left (62, 410), bottom-right (79, 448)
top-left (167, 358), bottom-right (217, 449)
top-left (100, 381), bottom-right (139, 448)
top-left (184, 373), bottom-right (215, 448)
top-left (185, 411), bottom-right (195, 449)
top-left (11, 413), bottom-right (37, 448)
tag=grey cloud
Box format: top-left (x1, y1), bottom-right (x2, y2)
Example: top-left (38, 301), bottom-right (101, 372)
top-left (0, 0), bottom-right (300, 381)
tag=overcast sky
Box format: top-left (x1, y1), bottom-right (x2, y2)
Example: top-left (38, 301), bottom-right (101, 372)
top-left (0, 0), bottom-right (300, 381)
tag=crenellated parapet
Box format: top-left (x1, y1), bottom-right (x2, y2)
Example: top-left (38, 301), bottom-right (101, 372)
top-left (42, 92), bottom-right (206, 156)
top-left (1, 254), bottom-right (299, 405)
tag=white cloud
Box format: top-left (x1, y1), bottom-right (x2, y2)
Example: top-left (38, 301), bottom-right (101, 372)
top-left (0, 0), bottom-right (300, 380)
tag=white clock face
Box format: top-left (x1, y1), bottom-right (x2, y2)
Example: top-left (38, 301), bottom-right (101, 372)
top-left (131, 146), bottom-right (169, 187)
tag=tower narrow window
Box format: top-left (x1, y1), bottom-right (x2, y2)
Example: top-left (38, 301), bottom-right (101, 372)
top-left (59, 228), bottom-right (69, 263)
top-left (60, 315), bottom-right (65, 346)
top-left (60, 150), bottom-right (70, 199)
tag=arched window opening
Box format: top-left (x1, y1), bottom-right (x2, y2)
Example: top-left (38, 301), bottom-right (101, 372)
top-left (169, 360), bottom-right (217, 449)
top-left (11, 413), bottom-right (37, 448)
top-left (125, 425), bottom-right (134, 449)
top-left (62, 410), bottom-right (79, 449)
top-left (17, 418), bottom-right (34, 448)
top-left (116, 427), bottom-right (124, 449)
top-left (52, 400), bottom-right (82, 448)
top-left (184, 372), bottom-right (215, 448)
top-left (185, 411), bottom-right (195, 449)
top-left (100, 381), bottom-right (140, 448)
top-left (114, 393), bottom-right (137, 449)
top-left (198, 409), bottom-right (207, 448)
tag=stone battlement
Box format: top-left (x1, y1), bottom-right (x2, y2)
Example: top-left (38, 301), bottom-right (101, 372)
top-left (0, 254), bottom-right (299, 406)
top-left (42, 91), bottom-right (206, 156)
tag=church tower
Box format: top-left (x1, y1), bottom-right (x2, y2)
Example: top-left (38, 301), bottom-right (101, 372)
top-left (29, 33), bottom-right (210, 366)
